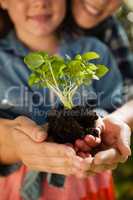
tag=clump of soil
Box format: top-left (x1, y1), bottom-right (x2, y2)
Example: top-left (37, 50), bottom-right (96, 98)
top-left (47, 106), bottom-right (99, 144)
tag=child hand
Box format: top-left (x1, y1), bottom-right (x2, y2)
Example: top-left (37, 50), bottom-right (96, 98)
top-left (74, 117), bottom-right (104, 158)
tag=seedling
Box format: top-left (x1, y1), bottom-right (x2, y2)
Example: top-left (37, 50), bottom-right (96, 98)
top-left (24, 51), bottom-right (108, 109)
top-left (24, 51), bottom-right (108, 144)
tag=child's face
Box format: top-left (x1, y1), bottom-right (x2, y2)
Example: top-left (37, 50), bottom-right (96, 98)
top-left (1, 0), bottom-right (66, 37)
top-left (72, 0), bottom-right (122, 29)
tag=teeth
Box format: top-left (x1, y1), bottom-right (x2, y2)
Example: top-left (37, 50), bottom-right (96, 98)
top-left (85, 4), bottom-right (101, 15)
top-left (83, 0), bottom-right (103, 16)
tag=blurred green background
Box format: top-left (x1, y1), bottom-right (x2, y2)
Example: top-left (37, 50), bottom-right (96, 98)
top-left (114, 3), bottom-right (133, 200)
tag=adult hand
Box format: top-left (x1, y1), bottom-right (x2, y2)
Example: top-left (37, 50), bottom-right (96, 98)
top-left (83, 115), bottom-right (131, 175)
top-left (94, 115), bottom-right (131, 162)
top-left (0, 116), bottom-right (84, 177)
top-left (14, 116), bottom-right (48, 142)
top-left (0, 116), bottom-right (47, 164)
top-left (12, 132), bottom-right (83, 176)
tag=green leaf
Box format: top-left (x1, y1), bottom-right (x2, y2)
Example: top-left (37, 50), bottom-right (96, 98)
top-left (38, 51), bottom-right (48, 59)
top-left (81, 52), bottom-right (100, 61)
top-left (96, 64), bottom-right (109, 78)
top-left (25, 51), bottom-right (109, 109)
top-left (84, 73), bottom-right (93, 80)
top-left (66, 60), bottom-right (82, 78)
top-left (51, 61), bottom-right (66, 78)
top-left (50, 55), bottom-right (64, 63)
top-left (68, 60), bottom-right (81, 66)
top-left (41, 64), bottom-right (49, 73)
top-left (87, 63), bottom-right (98, 71)
top-left (28, 73), bottom-right (40, 86)
top-left (24, 52), bottom-right (44, 70)
top-left (85, 68), bottom-right (95, 75)
top-left (75, 54), bottom-right (82, 60)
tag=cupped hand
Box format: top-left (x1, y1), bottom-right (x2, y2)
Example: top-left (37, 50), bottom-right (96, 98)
top-left (12, 132), bottom-right (83, 176)
top-left (14, 116), bottom-right (48, 142)
top-left (81, 115), bottom-right (131, 175)
top-left (100, 115), bottom-right (131, 161)
top-left (74, 116), bottom-right (103, 157)
top-left (0, 116), bottom-right (83, 176)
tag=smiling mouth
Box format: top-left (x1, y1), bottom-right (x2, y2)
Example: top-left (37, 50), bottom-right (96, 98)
top-left (29, 14), bottom-right (52, 23)
top-left (82, 1), bottom-right (103, 16)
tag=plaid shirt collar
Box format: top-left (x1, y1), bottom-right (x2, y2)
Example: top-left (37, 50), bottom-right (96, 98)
top-left (0, 30), bottom-right (30, 57)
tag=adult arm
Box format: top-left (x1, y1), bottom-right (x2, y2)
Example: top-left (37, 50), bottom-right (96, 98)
top-left (0, 116), bottom-right (83, 177)
top-left (111, 100), bottom-right (133, 130)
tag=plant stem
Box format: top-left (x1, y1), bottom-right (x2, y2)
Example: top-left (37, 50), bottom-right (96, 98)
top-left (47, 82), bottom-right (72, 109)
top-left (48, 62), bottom-right (60, 93)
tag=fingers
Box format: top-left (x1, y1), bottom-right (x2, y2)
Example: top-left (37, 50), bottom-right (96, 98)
top-left (75, 134), bottom-right (100, 152)
top-left (96, 116), bottom-right (105, 133)
top-left (77, 151), bottom-right (92, 158)
top-left (38, 142), bottom-right (76, 158)
top-left (75, 139), bottom-right (92, 152)
top-left (15, 116), bottom-right (47, 142)
top-left (84, 134), bottom-right (101, 147)
top-left (93, 148), bottom-right (126, 165)
top-left (81, 157), bottom-right (94, 171)
top-left (86, 164), bottom-right (117, 176)
top-left (26, 142), bottom-right (83, 176)
top-left (74, 116), bottom-right (103, 154)
top-left (103, 116), bottom-right (131, 160)
top-left (13, 131), bottom-right (82, 176)
top-left (75, 135), bottom-right (100, 154)
top-left (116, 124), bottom-right (131, 157)
top-left (90, 163), bottom-right (118, 173)
top-left (80, 150), bottom-right (118, 176)
top-left (39, 144), bottom-right (84, 176)
top-left (94, 148), bottom-right (118, 165)
top-left (74, 157), bottom-right (94, 178)
top-left (30, 155), bottom-right (82, 176)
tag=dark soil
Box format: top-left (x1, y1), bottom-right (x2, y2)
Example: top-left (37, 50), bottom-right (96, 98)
top-left (47, 106), bottom-right (99, 144)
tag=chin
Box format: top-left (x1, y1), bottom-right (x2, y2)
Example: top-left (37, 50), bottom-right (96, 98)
top-left (77, 20), bottom-right (98, 29)
top-left (30, 28), bottom-right (53, 37)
